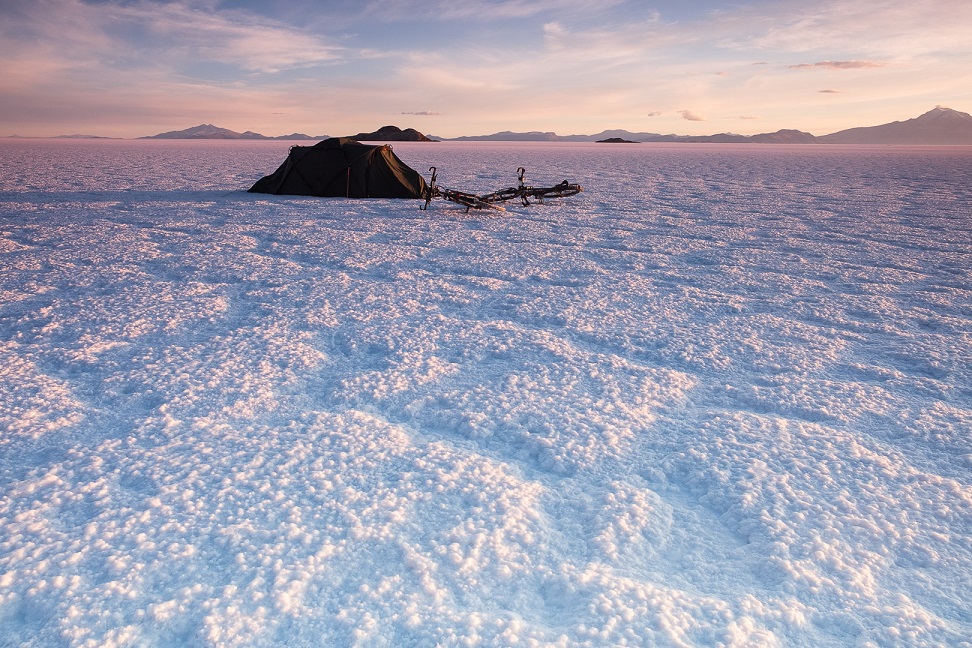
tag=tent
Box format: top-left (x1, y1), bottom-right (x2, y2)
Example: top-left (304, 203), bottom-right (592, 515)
top-left (248, 137), bottom-right (428, 199)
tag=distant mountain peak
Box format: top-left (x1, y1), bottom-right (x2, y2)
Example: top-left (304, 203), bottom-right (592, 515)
top-left (915, 105), bottom-right (971, 122)
top-left (140, 124), bottom-right (322, 140)
top-left (143, 124), bottom-right (252, 139)
top-left (819, 106), bottom-right (972, 144)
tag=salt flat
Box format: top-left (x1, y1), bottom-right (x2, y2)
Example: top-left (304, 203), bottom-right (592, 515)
top-left (1, 139), bottom-right (970, 646)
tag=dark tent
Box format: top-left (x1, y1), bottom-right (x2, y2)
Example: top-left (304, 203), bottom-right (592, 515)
top-left (248, 137), bottom-right (428, 199)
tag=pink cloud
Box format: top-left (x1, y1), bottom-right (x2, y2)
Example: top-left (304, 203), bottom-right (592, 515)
top-left (788, 60), bottom-right (884, 70)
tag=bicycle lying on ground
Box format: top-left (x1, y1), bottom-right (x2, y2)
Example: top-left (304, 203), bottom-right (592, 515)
top-left (420, 167), bottom-right (582, 211)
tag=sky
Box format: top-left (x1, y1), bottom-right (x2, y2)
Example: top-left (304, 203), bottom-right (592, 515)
top-left (1, 0), bottom-right (971, 138)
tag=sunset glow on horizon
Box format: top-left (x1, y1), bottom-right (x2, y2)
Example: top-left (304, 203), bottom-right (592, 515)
top-left (2, 0), bottom-right (971, 139)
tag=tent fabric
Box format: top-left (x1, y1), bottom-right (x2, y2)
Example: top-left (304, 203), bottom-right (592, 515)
top-left (248, 137), bottom-right (428, 199)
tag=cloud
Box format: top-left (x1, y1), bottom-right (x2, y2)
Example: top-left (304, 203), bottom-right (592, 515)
top-left (4, 0), bottom-right (972, 138)
top-left (745, 0), bottom-right (972, 60)
top-left (540, 14), bottom-right (675, 65)
top-left (788, 60), bottom-right (884, 70)
top-left (368, 0), bottom-right (627, 22)
top-left (0, 0), bottom-right (358, 136)
top-left (117, 2), bottom-right (344, 73)
top-left (1, 0), bottom-right (343, 78)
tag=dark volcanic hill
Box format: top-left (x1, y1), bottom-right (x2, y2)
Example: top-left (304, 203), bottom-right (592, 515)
top-left (818, 107), bottom-right (972, 144)
top-left (346, 125), bottom-right (433, 141)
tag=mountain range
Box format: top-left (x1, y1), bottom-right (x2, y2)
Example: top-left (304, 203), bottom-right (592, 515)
top-left (817, 106), bottom-right (972, 144)
top-left (139, 124), bottom-right (326, 140)
top-left (139, 124), bottom-right (434, 142)
top-left (125, 106), bottom-right (972, 145)
top-left (432, 107), bottom-right (972, 145)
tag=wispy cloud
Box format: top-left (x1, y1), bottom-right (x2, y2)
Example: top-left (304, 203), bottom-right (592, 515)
top-left (366, 0), bottom-right (626, 22)
top-left (110, 2), bottom-right (344, 73)
top-left (679, 110), bottom-right (706, 122)
top-left (401, 111), bottom-right (441, 116)
top-left (741, 0), bottom-right (972, 56)
top-left (0, 0), bottom-right (343, 78)
top-left (0, 0), bottom-right (355, 135)
top-left (788, 60), bottom-right (884, 70)
top-left (540, 14), bottom-right (674, 65)
top-left (819, 89), bottom-right (841, 93)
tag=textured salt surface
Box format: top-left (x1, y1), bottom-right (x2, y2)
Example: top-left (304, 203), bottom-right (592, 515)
top-left (1, 140), bottom-right (971, 646)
